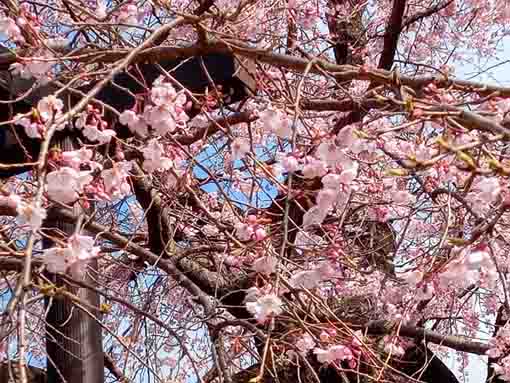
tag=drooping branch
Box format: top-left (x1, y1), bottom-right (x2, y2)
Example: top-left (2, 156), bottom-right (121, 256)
top-left (129, 162), bottom-right (253, 319)
top-left (0, 198), bottom-right (491, 356)
top-left (487, 306), bottom-right (507, 383)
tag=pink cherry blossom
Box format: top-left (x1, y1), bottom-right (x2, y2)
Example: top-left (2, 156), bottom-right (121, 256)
top-left (235, 222), bottom-right (254, 241)
top-left (393, 190), bottom-right (415, 204)
top-left (202, 224), bottom-right (219, 236)
top-left (492, 361), bottom-right (510, 382)
top-left (302, 158), bottom-right (328, 179)
top-left (117, 4), bottom-right (138, 24)
top-left (119, 110), bottom-right (149, 137)
top-left (321, 173), bottom-right (342, 189)
top-left (477, 177), bottom-right (501, 204)
top-left (151, 78), bottom-right (178, 106)
top-left (319, 331), bottom-right (330, 342)
top-left (336, 125), bottom-right (359, 148)
top-left (296, 4), bottom-right (319, 29)
top-left (402, 270), bottom-right (423, 285)
top-left (101, 161), bottom-right (132, 199)
top-left (338, 163), bottom-right (358, 184)
top-left (43, 235), bottom-right (100, 274)
top-left (464, 248), bottom-right (492, 270)
top-left (302, 205), bottom-right (329, 227)
top-left (314, 345), bottom-right (354, 364)
top-left (82, 125), bottom-right (117, 144)
top-left (46, 167), bottom-right (92, 204)
top-left (414, 144), bottom-right (431, 162)
top-left (2, 0), bottom-right (510, 379)
top-left (0, 17), bottom-right (24, 42)
top-left (289, 270), bottom-right (322, 290)
top-left (69, 234), bottom-right (100, 261)
top-left (96, 0), bottom-right (107, 19)
top-left (279, 154), bottom-right (300, 173)
top-left (316, 188), bottom-right (338, 211)
top-left (142, 139), bottom-right (173, 173)
top-left (38, 95), bottom-right (63, 122)
top-left (382, 336), bottom-right (405, 357)
top-left (253, 227), bottom-right (267, 241)
top-left (231, 138), bottom-right (250, 160)
top-left (252, 256), bottom-right (277, 274)
top-left (62, 148), bottom-right (97, 170)
top-left (351, 330), bottom-right (364, 348)
top-left (11, 51), bottom-right (53, 80)
top-left (415, 283), bottom-right (435, 301)
top-left (296, 333), bottom-right (316, 353)
top-left (9, 195), bottom-right (46, 231)
top-left (234, 216), bottom-right (267, 242)
top-left (14, 114), bottom-right (41, 139)
top-left (260, 109), bottom-right (292, 138)
top-left (245, 294), bottom-right (283, 322)
top-left (144, 105), bottom-right (177, 136)
top-left (43, 247), bottom-right (74, 273)
top-left (317, 141), bottom-right (347, 166)
top-left (289, 263), bottom-right (336, 289)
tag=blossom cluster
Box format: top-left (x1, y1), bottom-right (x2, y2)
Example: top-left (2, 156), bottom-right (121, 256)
top-left (439, 244), bottom-right (499, 289)
top-left (244, 287), bottom-right (283, 323)
top-left (43, 234), bottom-right (100, 275)
top-left (119, 75), bottom-right (189, 138)
top-left (6, 74), bottom-right (191, 275)
top-left (235, 215), bottom-right (267, 241)
top-left (14, 95), bottom-right (64, 139)
top-left (291, 330), bottom-right (364, 368)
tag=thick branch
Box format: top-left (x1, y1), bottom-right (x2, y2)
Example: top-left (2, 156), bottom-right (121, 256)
top-left (5, 40), bottom-right (510, 99)
top-left (378, 0), bottom-right (406, 70)
top-left (366, 320), bottom-right (489, 355)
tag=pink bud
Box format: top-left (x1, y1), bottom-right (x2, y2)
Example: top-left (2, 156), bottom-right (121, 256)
top-left (247, 214), bottom-right (257, 224)
top-left (319, 331), bottom-right (330, 342)
top-left (245, 226), bottom-right (255, 237)
top-left (254, 228), bottom-right (266, 241)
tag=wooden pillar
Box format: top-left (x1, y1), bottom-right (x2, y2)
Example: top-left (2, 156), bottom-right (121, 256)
top-left (43, 133), bottom-right (103, 383)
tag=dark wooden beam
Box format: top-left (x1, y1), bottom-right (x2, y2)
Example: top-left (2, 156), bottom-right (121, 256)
top-left (0, 52), bottom-right (256, 178)
top-left (42, 134), bottom-right (103, 383)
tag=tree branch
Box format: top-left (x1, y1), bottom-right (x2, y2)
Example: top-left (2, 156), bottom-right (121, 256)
top-left (401, 1), bottom-right (454, 31)
top-left (366, 320), bottom-right (489, 355)
top-left (378, 0), bottom-right (406, 70)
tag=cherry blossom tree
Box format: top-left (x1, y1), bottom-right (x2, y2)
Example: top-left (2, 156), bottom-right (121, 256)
top-left (0, 0), bottom-right (509, 383)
